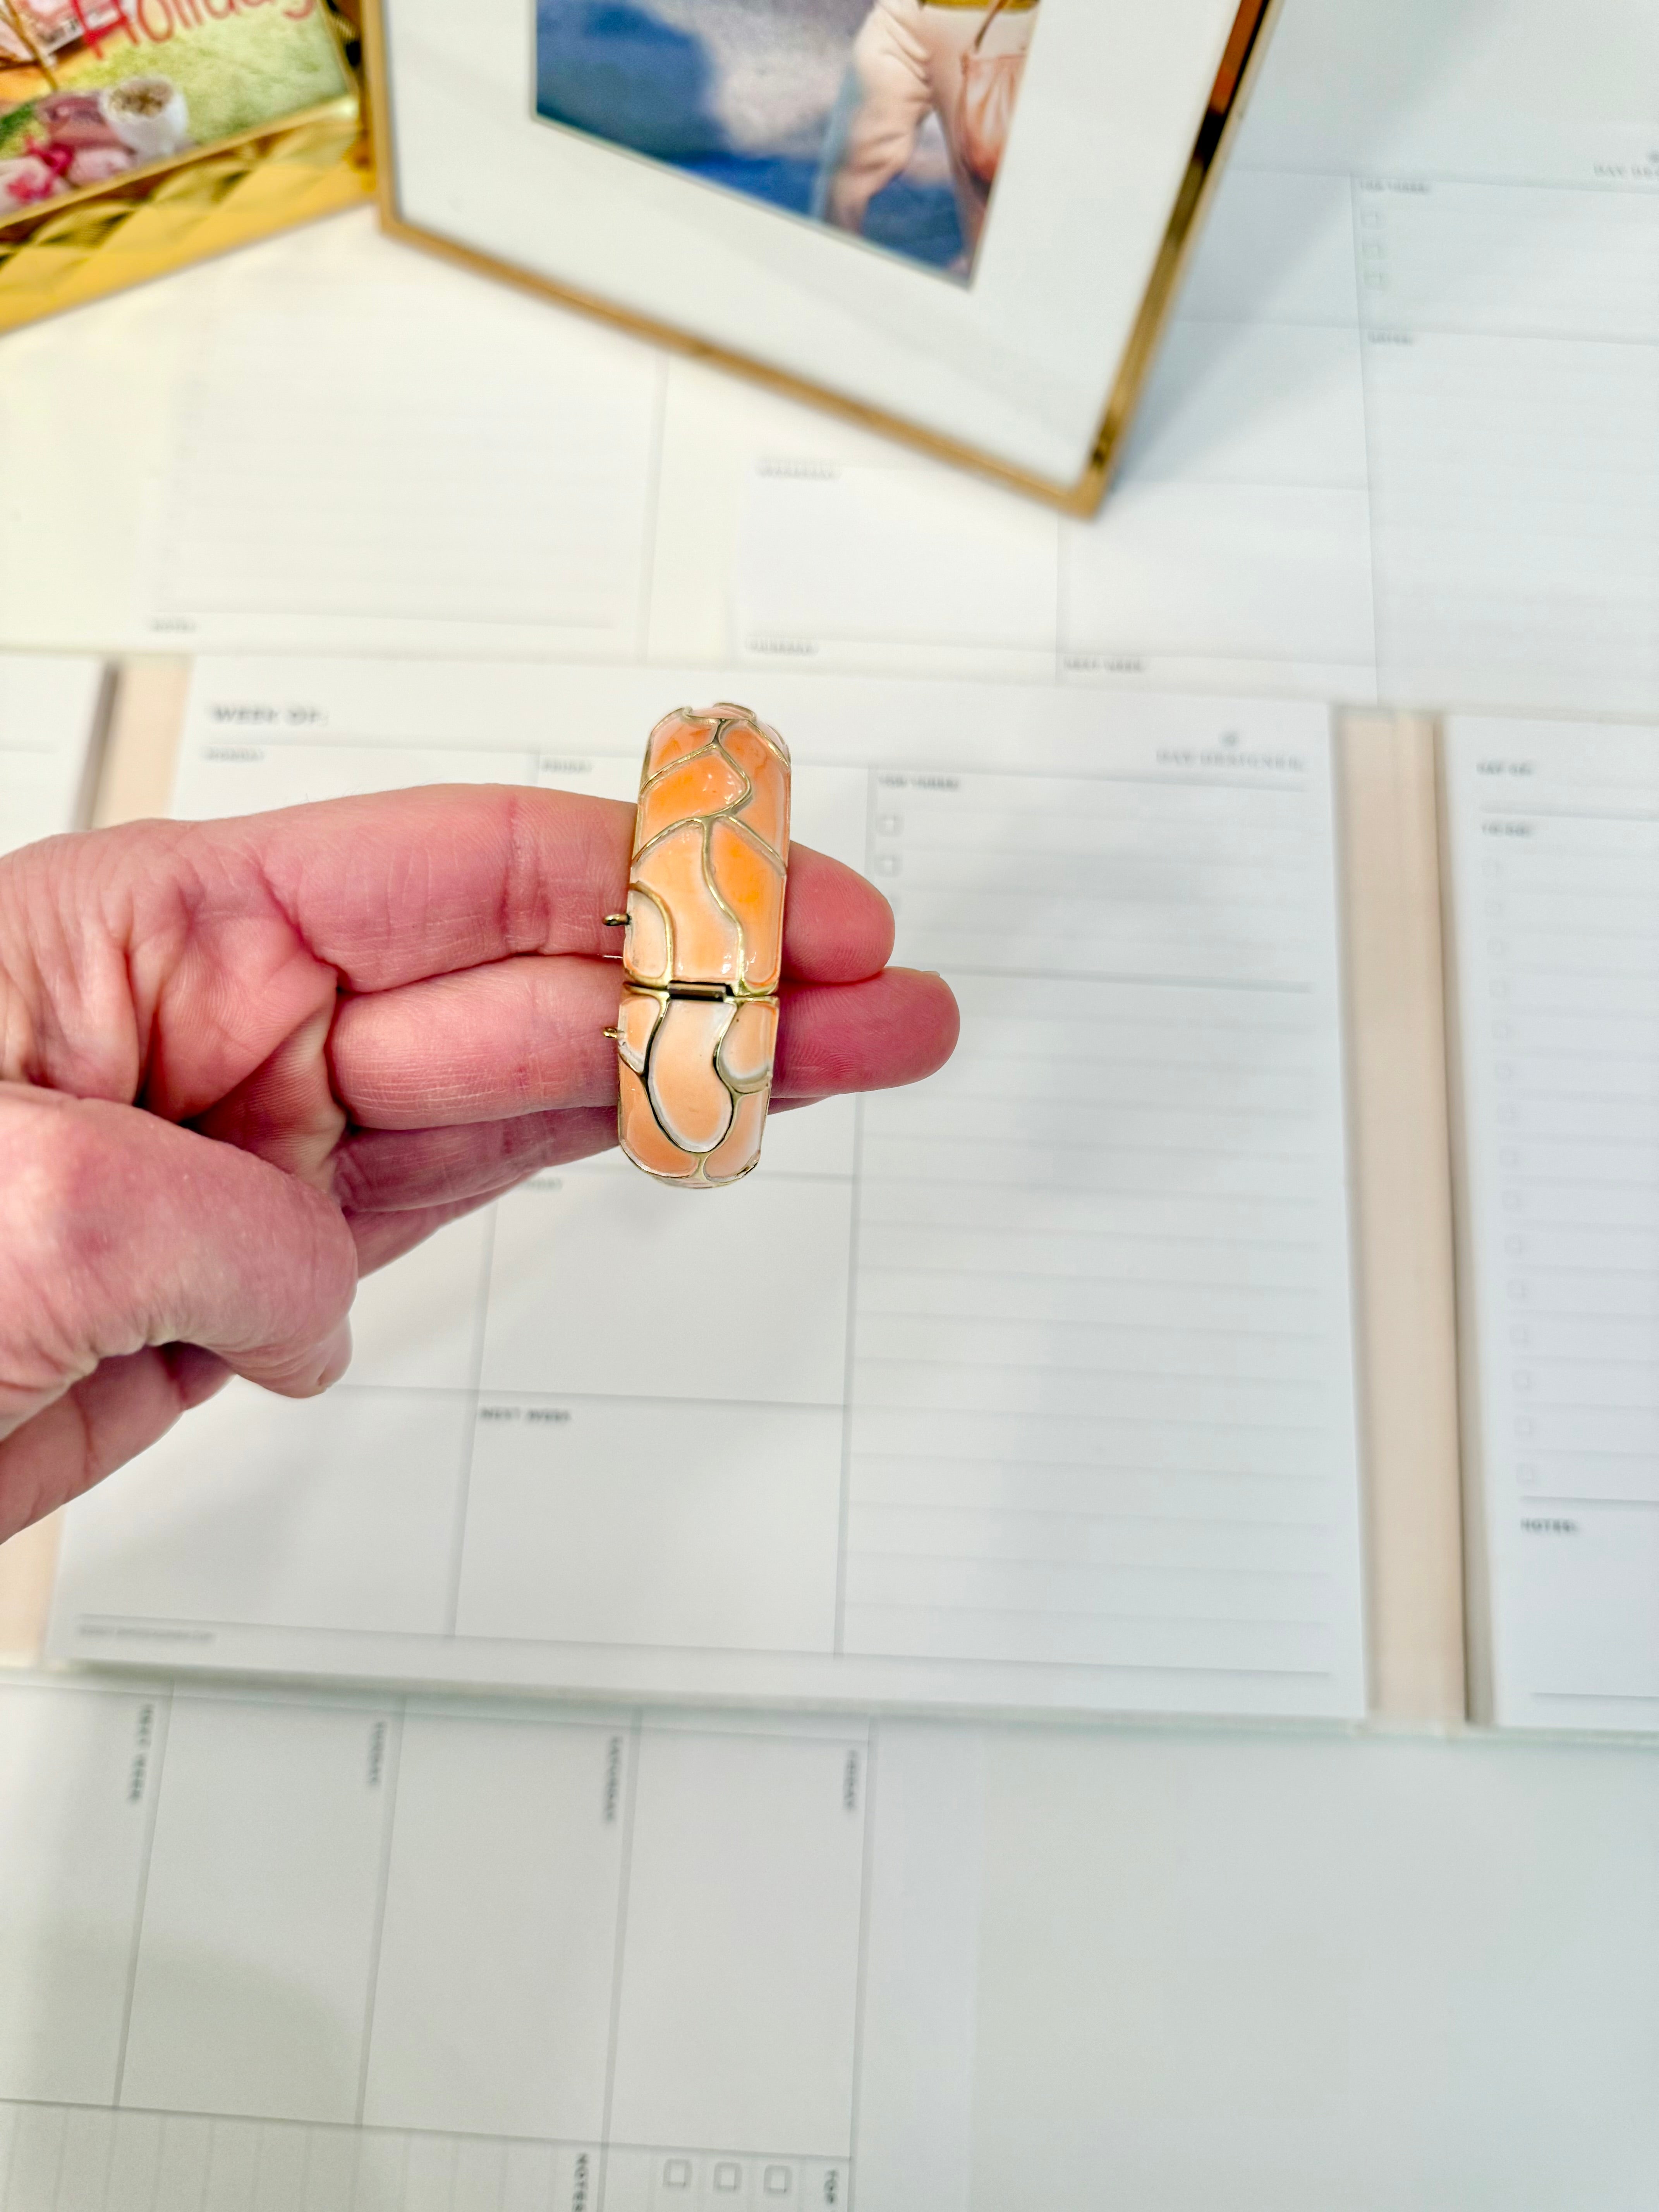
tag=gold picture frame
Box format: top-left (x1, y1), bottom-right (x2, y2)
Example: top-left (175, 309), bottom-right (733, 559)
top-left (362, 0), bottom-right (1282, 515)
top-left (0, 2), bottom-right (370, 335)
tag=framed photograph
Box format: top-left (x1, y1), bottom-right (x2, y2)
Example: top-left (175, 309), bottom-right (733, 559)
top-left (364, 0), bottom-right (1277, 511)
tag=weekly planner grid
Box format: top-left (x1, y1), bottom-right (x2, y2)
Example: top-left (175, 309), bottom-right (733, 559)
top-left (47, 661), bottom-right (1369, 1723)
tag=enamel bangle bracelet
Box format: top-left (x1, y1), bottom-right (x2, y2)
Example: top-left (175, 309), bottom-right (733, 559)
top-left (609, 704), bottom-right (791, 1188)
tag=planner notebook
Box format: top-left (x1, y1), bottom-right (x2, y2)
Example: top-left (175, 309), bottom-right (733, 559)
top-left (31, 665), bottom-right (1659, 1736)
top-left (2, 1668), bottom-right (1656, 2212)
top-left (46, 661), bottom-right (1370, 1724)
top-left (1443, 718), bottom-right (1659, 1734)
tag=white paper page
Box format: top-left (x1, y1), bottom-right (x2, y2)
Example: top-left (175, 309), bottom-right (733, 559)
top-left (3, 1673), bottom-right (1658, 2212)
top-left (1232, 0), bottom-right (1659, 185)
top-left (1359, 184), bottom-right (1659, 717)
top-left (960, 1722), bottom-right (1659, 2209)
top-left (385, 0), bottom-right (1242, 489)
top-left (696, 0), bottom-right (1659, 713)
top-left (1, 2), bottom-right (1653, 720)
top-left (0, 1675), bottom-right (862, 2207)
top-left (0, 658), bottom-right (105, 855)
top-left (1445, 716), bottom-right (1659, 1732)
top-left (0, 217), bottom-right (664, 664)
top-left (50, 658), bottom-right (1366, 1723)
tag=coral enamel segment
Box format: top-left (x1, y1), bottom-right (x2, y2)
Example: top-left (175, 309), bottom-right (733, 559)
top-left (616, 989), bottom-right (773, 1185)
top-left (648, 997), bottom-right (737, 1154)
top-left (625, 705), bottom-right (790, 995)
top-left (716, 999), bottom-right (779, 1089)
top-left (615, 704), bottom-right (789, 1187)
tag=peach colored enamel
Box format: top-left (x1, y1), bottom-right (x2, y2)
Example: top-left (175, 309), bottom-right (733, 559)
top-left (624, 705), bottom-right (790, 997)
top-left (648, 997), bottom-right (738, 1153)
top-left (720, 721), bottom-right (790, 856)
top-left (617, 987), bottom-right (662, 1075)
top-left (631, 823), bottom-right (741, 986)
top-left (635, 751), bottom-right (747, 853)
top-left (622, 885), bottom-right (671, 988)
top-left (708, 819), bottom-right (785, 992)
top-left (717, 998), bottom-right (779, 1089)
top-left (618, 1059), bottom-right (698, 1180)
top-left (643, 709), bottom-right (721, 775)
top-left (704, 1089), bottom-right (768, 1183)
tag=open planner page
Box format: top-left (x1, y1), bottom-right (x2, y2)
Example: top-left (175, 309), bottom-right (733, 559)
top-left (0, 1673), bottom-right (874, 2209)
top-left (1446, 718), bottom-right (1659, 1733)
top-left (2, 0), bottom-right (1656, 721)
top-left (0, 219), bottom-right (666, 668)
top-left (0, 658), bottom-right (105, 854)
top-left (723, 0), bottom-right (1659, 711)
top-left (4, 1670), bottom-right (1657, 2212)
top-left (48, 659), bottom-right (1367, 1721)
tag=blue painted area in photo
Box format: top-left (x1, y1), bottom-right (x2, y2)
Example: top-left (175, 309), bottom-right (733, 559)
top-left (534, 0), bottom-right (963, 271)
top-left (863, 175), bottom-right (963, 268)
top-left (536, 1), bottom-right (726, 160)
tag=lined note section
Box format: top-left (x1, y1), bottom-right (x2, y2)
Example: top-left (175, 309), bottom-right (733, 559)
top-left (845, 771), bottom-right (1354, 1683)
top-left (0, 220), bottom-right (662, 664)
top-left (0, 658), bottom-right (103, 854)
top-left (729, 166), bottom-right (1659, 709)
top-left (0, 1678), bottom-right (862, 2208)
top-left (148, 228), bottom-right (662, 657)
top-left (48, 662), bottom-right (1366, 1721)
top-left (1446, 717), bottom-right (1659, 1731)
top-left (1361, 182), bottom-right (1659, 715)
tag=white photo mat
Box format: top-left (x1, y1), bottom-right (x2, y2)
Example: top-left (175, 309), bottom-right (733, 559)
top-left (373, 0), bottom-right (1257, 492)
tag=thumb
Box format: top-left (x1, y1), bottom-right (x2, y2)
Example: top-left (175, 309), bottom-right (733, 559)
top-left (0, 1084), bottom-right (358, 1446)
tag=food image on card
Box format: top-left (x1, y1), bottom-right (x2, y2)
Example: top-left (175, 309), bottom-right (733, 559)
top-left (0, 0), bottom-right (351, 222)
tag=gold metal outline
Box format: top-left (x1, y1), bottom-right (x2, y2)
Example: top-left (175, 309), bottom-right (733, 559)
top-left (360, 0), bottom-right (1282, 513)
top-left (623, 878), bottom-right (674, 989)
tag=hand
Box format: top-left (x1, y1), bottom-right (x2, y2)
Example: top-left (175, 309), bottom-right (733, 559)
top-left (0, 787), bottom-right (957, 1541)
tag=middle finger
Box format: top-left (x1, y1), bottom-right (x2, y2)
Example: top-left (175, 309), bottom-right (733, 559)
top-left (330, 960), bottom-right (959, 1132)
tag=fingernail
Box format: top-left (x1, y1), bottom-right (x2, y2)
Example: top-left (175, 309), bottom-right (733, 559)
top-left (317, 1321), bottom-right (354, 1391)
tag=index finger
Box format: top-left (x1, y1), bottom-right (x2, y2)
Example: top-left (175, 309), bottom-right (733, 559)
top-left (196, 786), bottom-right (895, 991)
